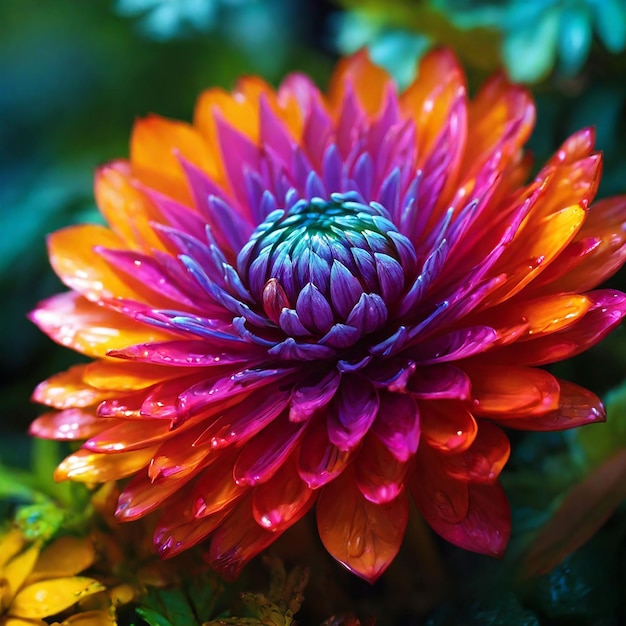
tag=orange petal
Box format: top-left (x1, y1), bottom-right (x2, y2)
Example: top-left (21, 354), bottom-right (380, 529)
top-left (55, 446), bottom-right (157, 482)
top-left (29, 409), bottom-right (111, 441)
top-left (419, 401), bottom-right (478, 453)
top-left (47, 224), bottom-right (137, 302)
top-left (95, 161), bottom-right (168, 252)
top-left (83, 359), bottom-right (189, 392)
top-left (465, 365), bottom-right (560, 417)
top-left (130, 114), bottom-right (217, 203)
top-left (2, 542), bottom-right (41, 607)
top-left (252, 454), bottom-right (316, 532)
top-left (32, 365), bottom-right (115, 409)
top-left (30, 292), bottom-right (173, 358)
top-left (328, 50), bottom-right (393, 116)
top-left (441, 421), bottom-right (511, 484)
top-left (401, 48), bottom-right (467, 170)
top-left (316, 467), bottom-right (408, 583)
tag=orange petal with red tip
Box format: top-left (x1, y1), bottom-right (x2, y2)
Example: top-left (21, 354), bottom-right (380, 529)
top-left (252, 454), bottom-right (316, 531)
top-left (130, 114), bottom-right (217, 202)
top-left (83, 418), bottom-right (177, 453)
top-left (420, 401), bottom-right (478, 454)
top-left (95, 161), bottom-right (166, 252)
top-left (411, 443), bottom-right (469, 524)
top-left (549, 127), bottom-right (596, 165)
top-left (465, 365), bottom-right (560, 417)
top-left (32, 364), bottom-right (115, 409)
top-left (441, 421), bottom-right (511, 484)
top-left (328, 49), bottom-right (393, 116)
top-left (207, 495), bottom-right (279, 581)
top-left (29, 409), bottom-right (112, 441)
top-left (29, 292), bottom-right (173, 358)
top-left (48, 224), bottom-right (137, 302)
top-left (55, 446), bottom-right (157, 482)
top-left (316, 467), bottom-right (409, 583)
top-left (496, 379), bottom-right (604, 431)
top-left (355, 434), bottom-right (408, 504)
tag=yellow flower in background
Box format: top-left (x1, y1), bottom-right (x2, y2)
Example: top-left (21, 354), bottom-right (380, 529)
top-left (0, 529), bottom-right (112, 626)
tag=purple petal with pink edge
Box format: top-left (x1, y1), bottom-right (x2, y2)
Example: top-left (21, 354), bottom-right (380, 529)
top-left (142, 186), bottom-right (208, 236)
top-left (108, 339), bottom-right (253, 367)
top-left (290, 368), bottom-right (340, 422)
top-left (327, 374), bottom-right (379, 451)
top-left (177, 366), bottom-right (296, 423)
top-left (329, 260), bottom-right (363, 318)
top-left (233, 414), bottom-right (306, 485)
top-left (377, 120), bottom-right (416, 199)
top-left (366, 82), bottom-right (400, 160)
top-left (377, 168), bottom-right (401, 218)
top-left (298, 415), bottom-right (354, 488)
top-left (215, 114), bottom-right (262, 207)
top-left (407, 364), bottom-right (471, 400)
top-left (259, 95), bottom-right (294, 167)
top-left (371, 391), bottom-right (420, 462)
top-left (410, 326), bottom-right (498, 364)
top-left (196, 386), bottom-right (292, 448)
top-left (205, 195), bottom-right (254, 253)
top-left (96, 247), bottom-right (197, 308)
top-left (295, 283), bottom-right (334, 334)
top-left (302, 97), bottom-right (333, 169)
top-left (346, 293), bottom-right (388, 334)
top-left (351, 152), bottom-right (374, 200)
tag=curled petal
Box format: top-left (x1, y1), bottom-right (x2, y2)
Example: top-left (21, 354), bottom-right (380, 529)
top-left (371, 391), bottom-right (420, 462)
top-left (407, 364), bottom-right (471, 401)
top-left (317, 467), bottom-right (408, 583)
top-left (420, 401), bottom-right (478, 454)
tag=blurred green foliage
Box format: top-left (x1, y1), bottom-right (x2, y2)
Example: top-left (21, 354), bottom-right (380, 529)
top-left (2, 0), bottom-right (626, 624)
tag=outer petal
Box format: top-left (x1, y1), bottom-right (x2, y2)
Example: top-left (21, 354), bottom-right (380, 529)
top-left (317, 467), bottom-right (409, 583)
top-left (25, 537), bottom-right (95, 582)
top-left (29, 409), bottom-right (109, 441)
top-left (29, 292), bottom-right (173, 358)
top-left (54, 447), bottom-right (157, 482)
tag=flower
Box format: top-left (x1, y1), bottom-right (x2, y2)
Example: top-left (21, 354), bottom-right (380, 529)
top-left (0, 529), bottom-right (112, 625)
top-left (30, 49), bottom-right (626, 583)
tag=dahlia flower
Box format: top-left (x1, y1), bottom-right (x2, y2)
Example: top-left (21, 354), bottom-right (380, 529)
top-left (30, 49), bottom-right (626, 583)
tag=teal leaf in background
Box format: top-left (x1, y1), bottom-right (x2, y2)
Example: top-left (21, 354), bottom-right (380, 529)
top-left (557, 3), bottom-right (593, 75)
top-left (590, 0), bottom-right (626, 52)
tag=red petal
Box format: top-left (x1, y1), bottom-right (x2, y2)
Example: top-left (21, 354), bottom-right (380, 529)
top-left (317, 468), bottom-right (408, 583)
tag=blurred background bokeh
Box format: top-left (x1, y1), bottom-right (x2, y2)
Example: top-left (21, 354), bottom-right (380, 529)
top-left (2, 1), bottom-right (626, 623)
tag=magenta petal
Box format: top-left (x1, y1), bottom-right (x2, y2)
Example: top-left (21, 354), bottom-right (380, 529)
top-left (371, 391), bottom-right (420, 462)
top-left (327, 374), bottom-right (379, 451)
top-left (233, 414), bottom-right (306, 486)
top-left (410, 326), bottom-right (498, 364)
top-left (290, 369), bottom-right (340, 422)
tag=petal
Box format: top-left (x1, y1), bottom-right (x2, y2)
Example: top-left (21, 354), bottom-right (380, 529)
top-left (328, 50), bottom-right (393, 116)
top-left (441, 421), bottom-right (511, 483)
top-left (327, 374), bottom-right (379, 451)
top-left (95, 161), bottom-right (166, 252)
top-left (316, 467), bottom-right (408, 583)
top-left (407, 364), bottom-right (471, 401)
top-left (496, 379), bottom-right (605, 431)
top-left (2, 542), bottom-right (41, 607)
top-left (464, 365), bottom-right (560, 417)
top-left (26, 537), bottom-right (95, 582)
top-left (252, 454), bottom-right (316, 532)
top-left (298, 415), bottom-right (354, 489)
top-left (207, 495), bottom-right (279, 581)
top-left (10, 578), bottom-right (104, 618)
top-left (30, 409), bottom-right (106, 441)
top-left (55, 447), bottom-right (157, 482)
top-left (419, 401), bottom-right (478, 454)
top-left (355, 434), bottom-right (408, 504)
top-left (371, 391), bottom-right (420, 462)
top-left (83, 360), bottom-right (186, 391)
top-left (289, 369), bottom-right (340, 422)
top-left (29, 292), bottom-right (173, 358)
top-left (47, 224), bottom-right (137, 302)
top-left (32, 365), bottom-right (114, 409)
top-left (233, 414), bottom-right (305, 486)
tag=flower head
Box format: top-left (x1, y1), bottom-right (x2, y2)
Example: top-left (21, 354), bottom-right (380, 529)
top-left (30, 49), bottom-right (626, 582)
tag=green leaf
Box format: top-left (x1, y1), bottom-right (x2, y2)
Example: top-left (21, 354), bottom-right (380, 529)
top-left (135, 607), bottom-right (175, 626)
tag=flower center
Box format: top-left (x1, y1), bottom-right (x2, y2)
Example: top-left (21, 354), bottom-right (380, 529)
top-left (237, 195), bottom-right (417, 334)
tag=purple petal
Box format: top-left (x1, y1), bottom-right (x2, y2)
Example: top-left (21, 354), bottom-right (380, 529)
top-left (346, 292), bottom-right (388, 334)
top-left (296, 282), bottom-right (334, 334)
top-left (290, 369), bottom-right (340, 422)
top-left (330, 260), bottom-right (364, 318)
top-left (318, 323), bottom-right (361, 349)
top-left (268, 337), bottom-right (336, 360)
top-left (374, 252), bottom-right (405, 303)
top-left (407, 364), bottom-right (471, 400)
top-left (409, 326), bottom-right (499, 364)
